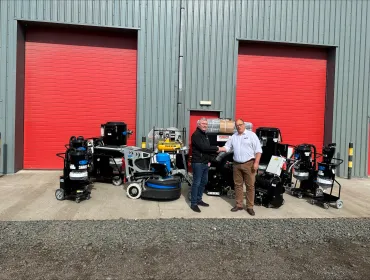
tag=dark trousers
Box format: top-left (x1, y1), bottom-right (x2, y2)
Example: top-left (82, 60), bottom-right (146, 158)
top-left (190, 162), bottom-right (209, 206)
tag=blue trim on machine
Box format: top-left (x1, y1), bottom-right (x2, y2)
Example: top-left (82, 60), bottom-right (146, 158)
top-left (146, 182), bottom-right (178, 189)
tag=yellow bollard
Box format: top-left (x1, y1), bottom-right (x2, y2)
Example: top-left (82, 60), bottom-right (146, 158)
top-left (348, 142), bottom-right (353, 179)
top-left (141, 136), bottom-right (146, 149)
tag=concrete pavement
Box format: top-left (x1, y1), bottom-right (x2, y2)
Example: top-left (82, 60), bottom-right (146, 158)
top-left (0, 170), bottom-right (369, 221)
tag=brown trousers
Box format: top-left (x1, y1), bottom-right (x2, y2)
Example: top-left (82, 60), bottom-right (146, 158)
top-left (233, 160), bottom-right (256, 209)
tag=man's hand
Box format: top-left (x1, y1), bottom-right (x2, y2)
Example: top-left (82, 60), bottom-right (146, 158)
top-left (253, 162), bottom-right (259, 172)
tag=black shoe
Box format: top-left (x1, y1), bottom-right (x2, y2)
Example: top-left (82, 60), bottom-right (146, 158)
top-left (246, 208), bottom-right (255, 216)
top-left (231, 206), bottom-right (244, 212)
top-left (191, 205), bottom-right (201, 213)
top-left (198, 201), bottom-right (209, 207)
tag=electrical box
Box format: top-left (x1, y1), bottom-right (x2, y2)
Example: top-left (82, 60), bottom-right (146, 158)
top-left (266, 156), bottom-right (286, 176)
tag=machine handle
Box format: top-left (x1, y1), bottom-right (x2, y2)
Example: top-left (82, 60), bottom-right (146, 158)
top-left (56, 152), bottom-right (65, 159)
top-left (331, 157), bottom-right (344, 166)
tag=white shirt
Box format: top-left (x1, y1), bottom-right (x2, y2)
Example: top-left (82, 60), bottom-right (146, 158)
top-left (223, 129), bottom-right (263, 163)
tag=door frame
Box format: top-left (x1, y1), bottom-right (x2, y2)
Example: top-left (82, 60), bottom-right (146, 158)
top-left (186, 109), bottom-right (222, 146)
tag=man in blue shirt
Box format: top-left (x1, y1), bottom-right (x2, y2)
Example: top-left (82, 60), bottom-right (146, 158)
top-left (218, 119), bottom-right (262, 215)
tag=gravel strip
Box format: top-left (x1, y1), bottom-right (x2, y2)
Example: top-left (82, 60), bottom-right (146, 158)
top-left (1, 218), bottom-right (370, 280)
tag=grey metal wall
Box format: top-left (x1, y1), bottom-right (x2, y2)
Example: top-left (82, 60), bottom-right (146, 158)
top-left (1, 0), bottom-right (370, 178)
top-left (182, 0), bottom-right (370, 178)
top-left (0, 0), bottom-right (181, 174)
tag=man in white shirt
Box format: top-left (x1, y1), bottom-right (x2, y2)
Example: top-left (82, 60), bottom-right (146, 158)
top-left (218, 119), bottom-right (262, 215)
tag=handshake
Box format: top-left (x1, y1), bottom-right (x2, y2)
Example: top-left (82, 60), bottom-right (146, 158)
top-left (216, 146), bottom-right (225, 153)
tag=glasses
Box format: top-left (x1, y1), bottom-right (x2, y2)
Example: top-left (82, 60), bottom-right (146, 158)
top-left (236, 123), bottom-right (244, 127)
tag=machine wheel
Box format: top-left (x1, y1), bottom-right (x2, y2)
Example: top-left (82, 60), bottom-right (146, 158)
top-left (86, 193), bottom-right (91, 200)
top-left (297, 193), bottom-right (303, 199)
top-left (310, 199), bottom-right (315, 205)
top-left (227, 189), bottom-right (236, 199)
top-left (55, 189), bottom-right (65, 201)
top-left (112, 176), bottom-right (123, 186)
top-left (75, 198), bottom-right (81, 203)
top-left (336, 199), bottom-right (344, 209)
top-left (281, 199), bottom-right (285, 205)
top-left (323, 202), bottom-right (330, 209)
top-left (126, 183), bottom-right (142, 199)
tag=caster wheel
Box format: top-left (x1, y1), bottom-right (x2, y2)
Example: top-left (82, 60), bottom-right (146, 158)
top-left (75, 198), bottom-right (81, 203)
top-left (126, 183), bottom-right (142, 199)
top-left (323, 202), bottom-right (329, 209)
top-left (310, 199), bottom-right (315, 205)
top-left (281, 199), bottom-right (285, 205)
top-left (336, 199), bottom-right (344, 209)
top-left (227, 189), bottom-right (236, 199)
top-left (55, 189), bottom-right (65, 201)
top-left (297, 193), bottom-right (303, 199)
top-left (86, 193), bottom-right (91, 200)
top-left (188, 191), bottom-right (192, 201)
top-left (112, 176), bottom-right (123, 186)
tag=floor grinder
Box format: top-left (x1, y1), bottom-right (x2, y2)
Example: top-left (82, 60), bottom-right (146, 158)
top-left (125, 152), bottom-right (182, 201)
top-left (55, 136), bottom-right (92, 203)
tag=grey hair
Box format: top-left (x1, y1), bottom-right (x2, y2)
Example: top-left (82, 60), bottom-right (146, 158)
top-left (197, 117), bottom-right (208, 125)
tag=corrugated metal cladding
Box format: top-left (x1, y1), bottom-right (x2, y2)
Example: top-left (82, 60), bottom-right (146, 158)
top-left (0, 0), bottom-right (369, 178)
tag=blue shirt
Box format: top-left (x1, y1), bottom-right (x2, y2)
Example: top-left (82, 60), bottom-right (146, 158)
top-left (223, 130), bottom-right (263, 163)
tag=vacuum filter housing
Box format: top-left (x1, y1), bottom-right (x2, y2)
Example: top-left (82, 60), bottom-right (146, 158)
top-left (316, 143), bottom-right (337, 188)
top-left (293, 144), bottom-right (313, 181)
top-left (68, 148), bottom-right (89, 180)
top-left (317, 163), bottom-right (335, 188)
top-left (101, 122), bottom-right (129, 146)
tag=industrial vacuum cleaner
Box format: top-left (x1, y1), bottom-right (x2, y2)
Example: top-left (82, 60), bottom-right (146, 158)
top-left (288, 143), bottom-right (319, 198)
top-left (55, 136), bottom-right (92, 203)
top-left (288, 142), bottom-right (344, 209)
top-left (310, 143), bottom-right (344, 209)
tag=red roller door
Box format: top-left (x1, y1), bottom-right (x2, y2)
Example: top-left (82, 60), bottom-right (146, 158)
top-left (24, 27), bottom-right (137, 169)
top-left (236, 43), bottom-right (327, 152)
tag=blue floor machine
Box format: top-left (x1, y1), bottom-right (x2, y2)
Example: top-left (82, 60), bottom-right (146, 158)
top-left (125, 150), bottom-right (182, 200)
